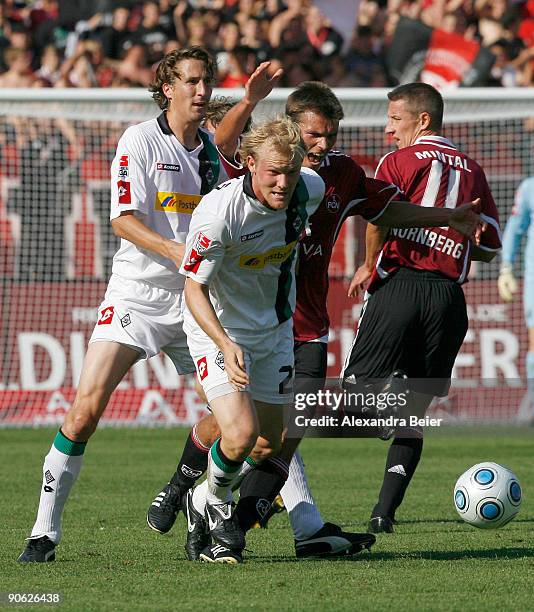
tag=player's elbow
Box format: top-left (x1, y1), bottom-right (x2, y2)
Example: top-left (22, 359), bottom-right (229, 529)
top-left (111, 218), bottom-right (124, 238)
top-left (111, 215), bottom-right (131, 239)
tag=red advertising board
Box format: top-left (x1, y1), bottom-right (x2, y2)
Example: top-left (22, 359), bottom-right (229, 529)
top-left (0, 280), bottom-right (529, 426)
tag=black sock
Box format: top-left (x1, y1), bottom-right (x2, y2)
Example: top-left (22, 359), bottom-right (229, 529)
top-left (170, 425), bottom-right (209, 490)
top-left (372, 436), bottom-right (423, 519)
top-left (235, 457), bottom-right (289, 531)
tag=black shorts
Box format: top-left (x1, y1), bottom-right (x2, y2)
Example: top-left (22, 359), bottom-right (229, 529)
top-left (342, 268), bottom-right (468, 397)
top-left (294, 340), bottom-right (327, 394)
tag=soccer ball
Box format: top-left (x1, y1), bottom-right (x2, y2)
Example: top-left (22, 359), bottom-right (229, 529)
top-left (453, 462), bottom-right (522, 529)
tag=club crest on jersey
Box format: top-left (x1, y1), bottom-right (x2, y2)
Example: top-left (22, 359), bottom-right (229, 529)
top-left (183, 232), bottom-right (212, 273)
top-left (240, 229), bottom-right (264, 243)
top-left (293, 217), bottom-right (304, 233)
top-left (98, 306), bottom-right (115, 325)
top-left (156, 162), bottom-right (181, 172)
top-left (326, 193), bottom-right (341, 213)
top-left (197, 356), bottom-right (208, 380)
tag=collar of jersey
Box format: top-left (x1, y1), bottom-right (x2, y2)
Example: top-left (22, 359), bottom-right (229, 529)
top-left (157, 112), bottom-right (203, 152)
top-left (414, 135), bottom-right (456, 150)
top-left (243, 172), bottom-right (283, 214)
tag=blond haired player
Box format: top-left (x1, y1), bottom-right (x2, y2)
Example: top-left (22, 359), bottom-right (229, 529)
top-left (178, 116), bottom-right (324, 563)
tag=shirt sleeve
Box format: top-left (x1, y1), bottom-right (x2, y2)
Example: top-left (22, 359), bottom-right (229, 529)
top-left (217, 146), bottom-right (246, 179)
top-left (110, 126), bottom-right (149, 220)
top-left (179, 210), bottom-right (229, 284)
top-left (374, 151), bottom-right (400, 185)
top-left (348, 177), bottom-right (401, 222)
top-left (302, 168), bottom-right (325, 220)
top-left (476, 171), bottom-right (502, 253)
top-left (501, 179), bottom-right (531, 264)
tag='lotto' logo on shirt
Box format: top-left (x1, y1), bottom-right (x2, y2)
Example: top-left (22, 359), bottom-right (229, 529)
top-left (117, 181), bottom-right (131, 204)
top-left (156, 162), bottom-right (181, 172)
top-left (197, 356), bottom-right (208, 380)
top-left (154, 192), bottom-right (201, 214)
top-left (98, 306), bottom-right (115, 325)
top-left (183, 232), bottom-right (212, 273)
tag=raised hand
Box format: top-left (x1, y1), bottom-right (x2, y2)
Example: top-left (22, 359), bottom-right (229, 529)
top-left (244, 62), bottom-right (284, 106)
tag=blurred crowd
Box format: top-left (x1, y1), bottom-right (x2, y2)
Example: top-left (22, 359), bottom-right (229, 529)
top-left (1, 0), bottom-right (534, 91)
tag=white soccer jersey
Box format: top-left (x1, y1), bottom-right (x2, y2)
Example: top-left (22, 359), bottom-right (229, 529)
top-left (110, 112), bottom-right (230, 290)
top-left (180, 168), bottom-right (325, 331)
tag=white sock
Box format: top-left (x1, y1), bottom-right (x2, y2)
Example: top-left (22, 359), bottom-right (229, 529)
top-left (205, 441), bottom-right (245, 506)
top-left (192, 479), bottom-right (208, 515)
top-left (30, 432), bottom-right (85, 545)
top-left (280, 451), bottom-right (324, 540)
top-left (193, 457), bottom-right (254, 514)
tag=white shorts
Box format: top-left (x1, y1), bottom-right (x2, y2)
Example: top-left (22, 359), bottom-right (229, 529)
top-left (185, 318), bottom-right (294, 404)
top-left (89, 274), bottom-right (194, 374)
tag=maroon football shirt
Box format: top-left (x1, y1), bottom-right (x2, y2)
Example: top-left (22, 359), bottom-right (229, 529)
top-left (368, 135), bottom-right (502, 293)
top-left (293, 151), bottom-right (399, 341)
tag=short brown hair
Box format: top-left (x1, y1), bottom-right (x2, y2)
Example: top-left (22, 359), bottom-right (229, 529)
top-left (149, 46), bottom-right (217, 110)
top-left (388, 83), bottom-right (444, 132)
top-left (285, 81), bottom-right (344, 123)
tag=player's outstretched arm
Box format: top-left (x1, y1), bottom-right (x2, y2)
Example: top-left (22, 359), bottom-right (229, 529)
top-left (111, 210), bottom-right (185, 268)
top-left (214, 61), bottom-right (283, 159)
top-left (184, 279), bottom-right (249, 389)
top-left (374, 199), bottom-right (482, 239)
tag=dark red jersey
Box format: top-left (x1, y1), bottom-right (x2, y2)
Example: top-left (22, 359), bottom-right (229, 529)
top-left (293, 151), bottom-right (400, 341)
top-left (368, 135), bottom-right (502, 293)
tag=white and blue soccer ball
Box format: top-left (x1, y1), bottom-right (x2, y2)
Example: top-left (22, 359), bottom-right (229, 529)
top-left (453, 462), bottom-right (522, 529)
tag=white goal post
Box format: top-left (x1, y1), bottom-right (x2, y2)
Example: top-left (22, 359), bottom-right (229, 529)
top-left (0, 87), bottom-right (532, 426)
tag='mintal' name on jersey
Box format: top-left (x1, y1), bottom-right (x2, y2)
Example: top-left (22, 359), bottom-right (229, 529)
top-left (414, 150), bottom-right (471, 172)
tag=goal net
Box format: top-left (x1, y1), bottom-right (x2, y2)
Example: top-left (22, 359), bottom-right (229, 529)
top-left (0, 88), bottom-right (531, 427)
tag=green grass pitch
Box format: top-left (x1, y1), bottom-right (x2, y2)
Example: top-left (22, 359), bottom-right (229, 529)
top-left (2, 427), bottom-right (533, 611)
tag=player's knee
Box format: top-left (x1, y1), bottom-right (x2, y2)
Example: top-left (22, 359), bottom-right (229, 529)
top-left (64, 390), bottom-right (105, 440)
top-left (223, 428), bottom-right (258, 460)
top-left (63, 408), bottom-right (99, 441)
top-left (196, 413), bottom-right (221, 445)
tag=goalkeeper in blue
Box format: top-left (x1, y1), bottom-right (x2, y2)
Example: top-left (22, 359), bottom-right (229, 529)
top-left (498, 177), bottom-right (534, 420)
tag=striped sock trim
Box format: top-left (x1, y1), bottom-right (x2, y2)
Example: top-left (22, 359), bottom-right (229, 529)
top-left (53, 429), bottom-right (86, 456)
top-left (191, 424), bottom-right (210, 453)
top-left (245, 456), bottom-right (258, 468)
top-left (210, 439), bottom-right (241, 473)
top-left (267, 457), bottom-right (290, 480)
